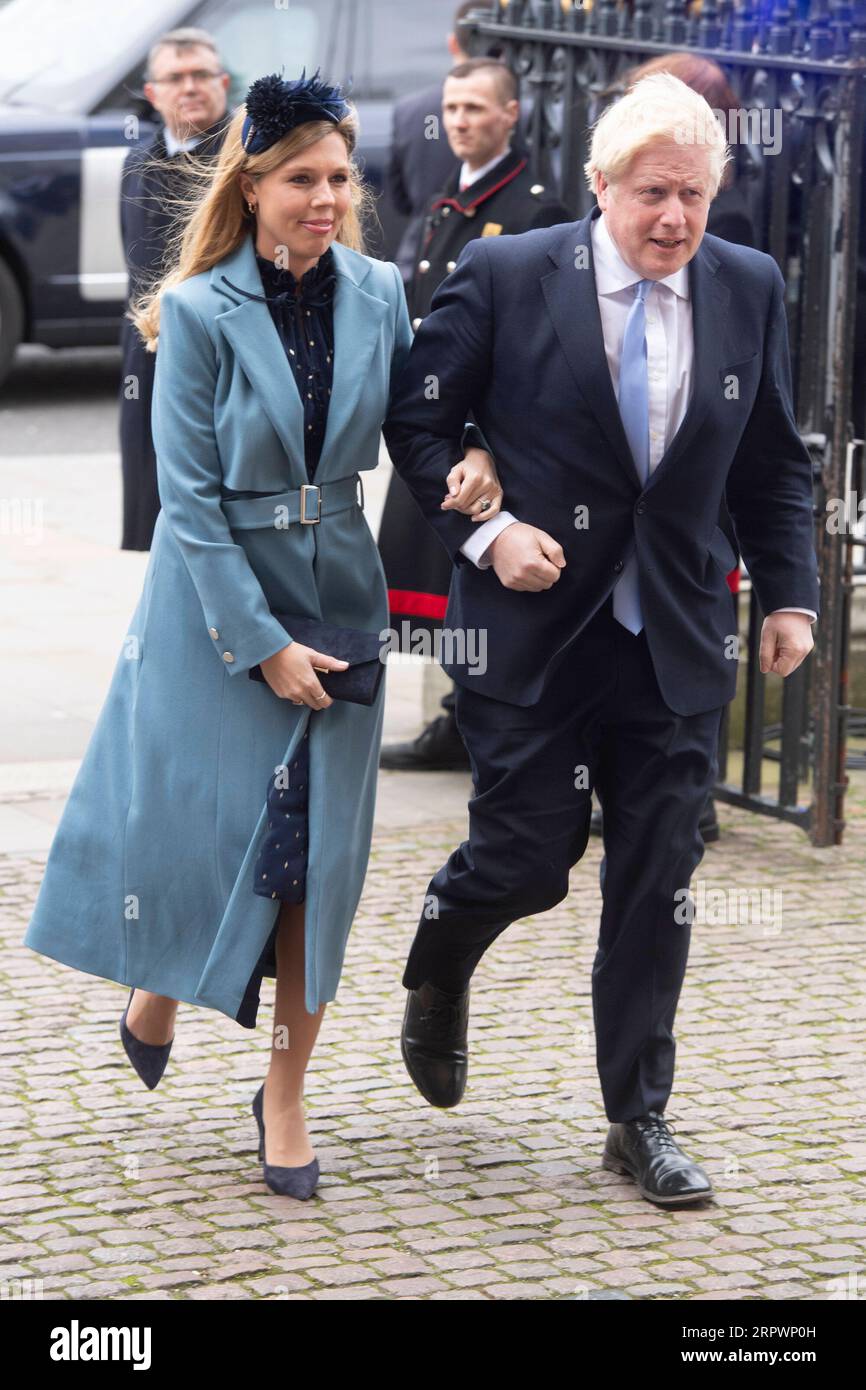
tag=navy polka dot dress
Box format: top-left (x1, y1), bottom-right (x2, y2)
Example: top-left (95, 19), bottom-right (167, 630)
top-left (254, 730), bottom-right (310, 904)
top-left (228, 246), bottom-right (337, 910)
top-left (218, 243), bottom-right (339, 1026)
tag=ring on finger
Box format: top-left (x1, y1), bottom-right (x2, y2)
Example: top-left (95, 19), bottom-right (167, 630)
top-left (479, 497), bottom-right (492, 513)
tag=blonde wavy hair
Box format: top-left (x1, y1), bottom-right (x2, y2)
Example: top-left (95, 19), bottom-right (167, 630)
top-left (585, 71), bottom-right (732, 199)
top-left (129, 101), bottom-right (375, 351)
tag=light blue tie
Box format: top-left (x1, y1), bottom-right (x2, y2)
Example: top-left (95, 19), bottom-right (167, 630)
top-left (613, 278), bottom-right (653, 635)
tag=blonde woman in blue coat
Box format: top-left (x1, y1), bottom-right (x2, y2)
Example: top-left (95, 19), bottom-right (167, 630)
top-left (23, 73), bottom-right (501, 1199)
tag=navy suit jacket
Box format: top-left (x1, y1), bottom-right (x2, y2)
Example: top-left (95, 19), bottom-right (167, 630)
top-left (382, 205), bottom-right (820, 716)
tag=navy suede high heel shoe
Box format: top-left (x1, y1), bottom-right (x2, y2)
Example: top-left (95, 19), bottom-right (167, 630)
top-left (252, 1083), bottom-right (319, 1199)
top-left (119, 987), bottom-right (173, 1090)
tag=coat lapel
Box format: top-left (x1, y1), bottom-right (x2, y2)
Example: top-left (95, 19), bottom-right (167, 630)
top-left (209, 234), bottom-right (389, 485)
top-left (540, 207), bottom-right (730, 494)
top-left (211, 236), bottom-right (306, 481)
top-left (315, 240), bottom-right (389, 479)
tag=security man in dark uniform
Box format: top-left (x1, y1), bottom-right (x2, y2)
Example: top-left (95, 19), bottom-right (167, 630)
top-left (119, 26), bottom-right (230, 551)
top-left (387, 0), bottom-right (479, 288)
top-left (378, 57), bottom-right (573, 770)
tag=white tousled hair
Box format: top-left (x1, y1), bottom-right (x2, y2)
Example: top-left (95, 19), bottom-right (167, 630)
top-left (584, 71), bottom-right (732, 199)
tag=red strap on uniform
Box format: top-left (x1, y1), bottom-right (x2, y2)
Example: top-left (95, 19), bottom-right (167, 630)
top-left (387, 588), bottom-right (448, 620)
top-left (429, 156), bottom-right (528, 218)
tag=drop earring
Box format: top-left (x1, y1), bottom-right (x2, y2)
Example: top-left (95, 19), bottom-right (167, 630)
top-left (247, 200), bottom-right (256, 215)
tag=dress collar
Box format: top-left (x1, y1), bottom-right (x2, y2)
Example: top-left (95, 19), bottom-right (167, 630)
top-left (232, 246), bottom-right (338, 311)
top-left (255, 245), bottom-right (336, 295)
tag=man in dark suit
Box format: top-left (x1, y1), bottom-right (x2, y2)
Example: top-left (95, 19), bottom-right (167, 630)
top-left (384, 73), bottom-right (818, 1206)
top-left (119, 26), bottom-right (230, 551)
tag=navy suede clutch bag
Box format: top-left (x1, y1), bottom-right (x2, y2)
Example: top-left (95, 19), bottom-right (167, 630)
top-left (248, 612), bottom-right (385, 706)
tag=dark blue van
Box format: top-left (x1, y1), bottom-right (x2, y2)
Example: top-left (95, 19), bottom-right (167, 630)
top-left (0, 0), bottom-right (461, 384)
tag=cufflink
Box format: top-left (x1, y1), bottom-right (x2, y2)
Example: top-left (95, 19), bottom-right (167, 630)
top-left (208, 627), bottom-right (219, 640)
top-left (222, 651), bottom-right (235, 663)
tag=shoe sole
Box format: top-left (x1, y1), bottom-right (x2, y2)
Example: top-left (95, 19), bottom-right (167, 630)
top-left (601, 1150), bottom-right (714, 1206)
top-left (399, 1033), bottom-right (466, 1109)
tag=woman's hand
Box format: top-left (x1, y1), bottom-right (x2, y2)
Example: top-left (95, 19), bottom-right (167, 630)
top-left (441, 446), bottom-right (503, 522)
top-left (260, 642), bottom-right (349, 708)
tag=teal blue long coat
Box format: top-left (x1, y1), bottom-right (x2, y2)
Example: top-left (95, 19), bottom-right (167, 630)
top-left (24, 231), bottom-right (413, 1024)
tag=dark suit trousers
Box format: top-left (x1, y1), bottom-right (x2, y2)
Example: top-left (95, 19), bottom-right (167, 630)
top-left (402, 596), bottom-right (724, 1122)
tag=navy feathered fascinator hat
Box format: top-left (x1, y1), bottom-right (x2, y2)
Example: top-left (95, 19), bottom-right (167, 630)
top-left (241, 69), bottom-right (353, 156)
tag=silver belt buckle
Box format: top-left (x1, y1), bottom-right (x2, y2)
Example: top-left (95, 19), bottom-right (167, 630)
top-left (300, 483), bottom-right (321, 524)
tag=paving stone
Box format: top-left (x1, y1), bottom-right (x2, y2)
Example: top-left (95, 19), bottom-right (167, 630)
top-left (3, 773), bottom-right (864, 1301)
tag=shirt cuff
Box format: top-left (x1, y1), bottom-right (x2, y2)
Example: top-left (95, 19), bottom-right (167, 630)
top-left (461, 421), bottom-right (490, 455)
top-left (459, 512), bottom-right (519, 568)
top-left (771, 607), bottom-right (818, 622)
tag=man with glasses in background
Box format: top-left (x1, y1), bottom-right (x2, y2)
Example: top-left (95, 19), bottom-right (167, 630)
top-left (119, 27), bottom-right (231, 551)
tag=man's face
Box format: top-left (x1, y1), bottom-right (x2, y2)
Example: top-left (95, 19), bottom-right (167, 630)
top-left (144, 43), bottom-right (229, 138)
top-left (596, 139), bottom-right (713, 279)
top-left (442, 71), bottom-right (518, 169)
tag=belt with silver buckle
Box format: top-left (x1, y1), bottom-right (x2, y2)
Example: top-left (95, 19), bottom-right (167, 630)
top-left (220, 474), bottom-right (364, 530)
top-left (300, 483), bottom-right (321, 524)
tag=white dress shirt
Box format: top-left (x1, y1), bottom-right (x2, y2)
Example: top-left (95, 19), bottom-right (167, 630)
top-left (163, 127), bottom-right (202, 155)
top-left (458, 146), bottom-right (512, 191)
top-left (459, 210), bottom-right (816, 621)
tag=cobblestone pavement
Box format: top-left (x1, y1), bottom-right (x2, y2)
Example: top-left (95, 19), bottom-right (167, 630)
top-left (1, 775), bottom-right (864, 1302)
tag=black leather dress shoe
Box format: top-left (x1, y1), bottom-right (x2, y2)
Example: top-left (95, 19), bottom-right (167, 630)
top-left (602, 1110), bottom-right (714, 1206)
top-left (379, 711), bottom-right (471, 771)
top-left (590, 798), bottom-right (720, 843)
top-left (400, 979), bottom-right (470, 1107)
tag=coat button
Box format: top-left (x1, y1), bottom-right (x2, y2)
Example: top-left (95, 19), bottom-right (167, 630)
top-left (208, 627), bottom-right (219, 639)
top-left (418, 259), bottom-right (430, 274)
top-left (614, 560), bottom-right (624, 573)
top-left (635, 501), bottom-right (646, 514)
top-left (222, 651), bottom-right (235, 663)
top-left (446, 260), bottom-right (456, 272)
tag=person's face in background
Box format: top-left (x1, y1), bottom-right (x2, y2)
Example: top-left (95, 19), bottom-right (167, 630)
top-left (442, 70), bottom-right (518, 170)
top-left (596, 138), bottom-right (713, 280)
top-left (239, 131), bottom-right (354, 280)
top-left (144, 43), bottom-right (230, 140)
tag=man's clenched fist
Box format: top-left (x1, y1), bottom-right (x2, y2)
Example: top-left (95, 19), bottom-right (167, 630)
top-left (488, 522), bottom-right (566, 591)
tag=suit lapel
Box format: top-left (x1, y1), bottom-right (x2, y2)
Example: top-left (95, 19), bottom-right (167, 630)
top-left (540, 207), bottom-right (730, 494)
top-left (644, 239), bottom-right (729, 493)
top-left (541, 210), bottom-right (643, 490)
